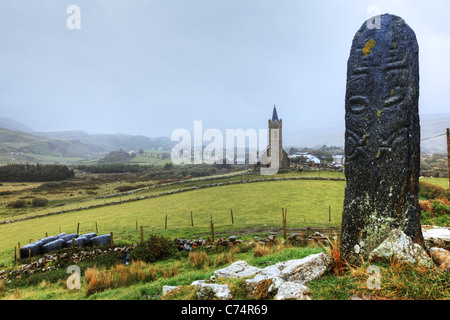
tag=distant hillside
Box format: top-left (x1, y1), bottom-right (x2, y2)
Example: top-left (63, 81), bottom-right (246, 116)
top-left (285, 114), bottom-right (450, 155)
top-left (0, 127), bottom-right (102, 162)
top-left (0, 118), bottom-right (175, 164)
top-left (0, 118), bottom-right (34, 133)
top-left (33, 131), bottom-right (175, 153)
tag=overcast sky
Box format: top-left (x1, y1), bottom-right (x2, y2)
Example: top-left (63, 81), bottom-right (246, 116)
top-left (1, 0), bottom-right (449, 138)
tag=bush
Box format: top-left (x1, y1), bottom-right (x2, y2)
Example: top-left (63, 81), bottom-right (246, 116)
top-left (418, 182), bottom-right (450, 200)
top-left (431, 200), bottom-right (450, 216)
top-left (129, 234), bottom-right (177, 263)
top-left (31, 197), bottom-right (49, 207)
top-left (6, 199), bottom-right (26, 208)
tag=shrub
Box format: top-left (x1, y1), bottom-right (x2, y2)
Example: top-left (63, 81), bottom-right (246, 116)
top-left (6, 199), bottom-right (26, 208)
top-left (129, 234), bottom-right (177, 263)
top-left (31, 197), bottom-right (49, 207)
top-left (188, 251), bottom-right (209, 269)
top-left (432, 199), bottom-right (450, 216)
top-left (253, 244), bottom-right (271, 257)
top-left (418, 182), bottom-right (450, 200)
top-left (115, 185), bottom-right (137, 193)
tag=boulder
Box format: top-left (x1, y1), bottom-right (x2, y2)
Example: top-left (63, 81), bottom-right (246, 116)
top-left (368, 229), bottom-right (433, 267)
top-left (196, 283), bottom-right (232, 300)
top-left (422, 225), bottom-right (450, 250)
top-left (275, 252), bottom-right (333, 283)
top-left (274, 282), bottom-right (311, 300)
top-left (429, 247), bottom-right (450, 271)
top-left (214, 260), bottom-right (261, 279)
top-left (162, 285), bottom-right (180, 296)
top-left (244, 252), bottom-right (332, 299)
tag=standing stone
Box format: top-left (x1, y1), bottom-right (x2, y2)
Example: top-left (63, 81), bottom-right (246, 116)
top-left (341, 14), bottom-right (424, 265)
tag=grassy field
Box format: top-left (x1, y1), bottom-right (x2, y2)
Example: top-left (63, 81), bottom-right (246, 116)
top-left (0, 178), bottom-right (345, 266)
top-left (420, 177), bottom-right (449, 190)
top-left (2, 171), bottom-right (449, 301)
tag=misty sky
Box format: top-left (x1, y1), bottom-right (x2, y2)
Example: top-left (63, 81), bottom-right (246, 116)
top-left (1, 0), bottom-right (449, 138)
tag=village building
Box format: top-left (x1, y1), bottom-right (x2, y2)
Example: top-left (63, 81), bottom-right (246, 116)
top-left (259, 106), bottom-right (290, 170)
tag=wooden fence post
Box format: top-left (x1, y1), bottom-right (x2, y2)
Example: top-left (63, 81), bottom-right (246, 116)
top-left (140, 226), bottom-right (144, 243)
top-left (191, 211), bottom-right (194, 227)
top-left (77, 223), bottom-right (80, 235)
top-left (96, 222), bottom-right (99, 234)
top-left (14, 246), bottom-right (17, 265)
top-left (329, 206), bottom-right (331, 222)
top-left (110, 232), bottom-right (114, 248)
top-left (210, 212), bottom-right (214, 242)
top-left (231, 209), bottom-right (234, 224)
top-left (165, 214), bottom-right (168, 230)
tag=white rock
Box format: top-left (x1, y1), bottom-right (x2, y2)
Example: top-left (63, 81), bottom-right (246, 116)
top-left (274, 281), bottom-right (311, 300)
top-left (162, 285), bottom-right (179, 296)
top-left (276, 252), bottom-right (333, 283)
top-left (197, 283), bottom-right (232, 300)
top-left (369, 229), bottom-right (434, 268)
top-left (214, 260), bottom-right (261, 279)
top-left (422, 226), bottom-right (450, 242)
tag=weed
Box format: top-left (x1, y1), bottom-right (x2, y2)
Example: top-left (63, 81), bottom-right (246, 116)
top-left (322, 235), bottom-right (347, 276)
top-left (188, 251), bottom-right (209, 269)
top-left (253, 244), bottom-right (271, 257)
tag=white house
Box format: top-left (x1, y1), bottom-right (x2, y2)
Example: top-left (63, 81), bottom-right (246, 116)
top-left (332, 155), bottom-right (345, 167)
top-left (288, 153), bottom-right (321, 165)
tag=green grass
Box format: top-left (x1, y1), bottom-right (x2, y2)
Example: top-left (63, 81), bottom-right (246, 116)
top-left (309, 262), bottom-right (450, 300)
top-left (421, 177), bottom-right (449, 190)
top-left (0, 179), bottom-right (345, 266)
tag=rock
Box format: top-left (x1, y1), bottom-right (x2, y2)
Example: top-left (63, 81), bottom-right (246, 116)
top-left (369, 229), bottom-right (433, 267)
top-left (244, 252), bottom-right (332, 299)
top-left (229, 236), bottom-right (237, 242)
top-left (429, 247), bottom-right (450, 271)
top-left (196, 283), bottom-right (232, 300)
top-left (162, 285), bottom-right (180, 296)
top-left (275, 252), bottom-right (333, 283)
top-left (274, 282), bottom-right (311, 300)
top-left (214, 260), bottom-right (261, 279)
top-left (341, 14), bottom-right (423, 265)
top-left (191, 280), bottom-right (206, 286)
top-left (422, 226), bottom-right (450, 250)
top-left (245, 275), bottom-right (284, 299)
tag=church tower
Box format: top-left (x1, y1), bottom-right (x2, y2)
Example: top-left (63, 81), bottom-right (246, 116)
top-left (266, 105), bottom-right (290, 169)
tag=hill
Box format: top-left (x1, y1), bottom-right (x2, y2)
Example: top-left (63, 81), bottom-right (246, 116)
top-left (0, 118), bottom-right (34, 133)
top-left (0, 119), bottom-right (174, 164)
top-left (33, 131), bottom-right (174, 153)
top-left (0, 127), bottom-right (102, 163)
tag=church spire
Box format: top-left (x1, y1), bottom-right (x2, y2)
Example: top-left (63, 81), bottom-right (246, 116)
top-left (272, 105), bottom-right (279, 122)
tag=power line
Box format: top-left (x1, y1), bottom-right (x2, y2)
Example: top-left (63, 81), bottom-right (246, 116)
top-left (421, 133), bottom-right (446, 141)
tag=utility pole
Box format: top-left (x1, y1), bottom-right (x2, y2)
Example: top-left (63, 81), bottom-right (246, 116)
top-left (447, 128), bottom-right (450, 189)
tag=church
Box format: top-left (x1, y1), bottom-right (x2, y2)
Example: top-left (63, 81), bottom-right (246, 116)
top-left (259, 106), bottom-right (290, 170)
